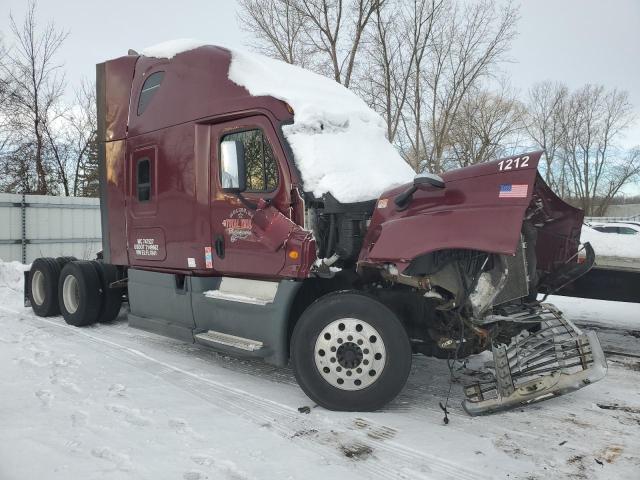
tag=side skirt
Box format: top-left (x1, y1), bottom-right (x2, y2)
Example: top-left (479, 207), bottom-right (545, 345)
top-left (126, 269), bottom-right (302, 367)
top-left (190, 276), bottom-right (302, 367)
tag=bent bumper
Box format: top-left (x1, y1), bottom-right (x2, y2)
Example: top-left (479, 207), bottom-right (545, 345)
top-left (462, 305), bottom-right (607, 416)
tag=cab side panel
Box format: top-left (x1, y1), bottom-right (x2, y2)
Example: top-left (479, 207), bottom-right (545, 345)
top-left (97, 55), bottom-right (138, 265)
top-left (125, 123), bottom-right (209, 271)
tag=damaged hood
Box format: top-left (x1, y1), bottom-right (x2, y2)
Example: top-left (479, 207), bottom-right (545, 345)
top-left (358, 151), bottom-right (583, 273)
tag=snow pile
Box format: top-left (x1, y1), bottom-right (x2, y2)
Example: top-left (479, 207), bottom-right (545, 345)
top-left (581, 226), bottom-right (640, 259)
top-left (548, 295), bottom-right (639, 330)
top-left (141, 39), bottom-right (415, 203)
top-left (0, 259), bottom-right (29, 292)
top-left (141, 39), bottom-right (209, 59)
top-left (227, 49), bottom-right (415, 202)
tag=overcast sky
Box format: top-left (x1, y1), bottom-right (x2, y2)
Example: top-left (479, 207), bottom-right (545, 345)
top-left (1, 0), bottom-right (639, 147)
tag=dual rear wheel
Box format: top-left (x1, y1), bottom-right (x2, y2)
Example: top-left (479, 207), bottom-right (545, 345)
top-left (28, 258), bottom-right (124, 326)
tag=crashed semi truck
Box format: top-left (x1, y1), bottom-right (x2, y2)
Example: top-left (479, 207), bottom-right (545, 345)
top-left (24, 42), bottom-right (607, 415)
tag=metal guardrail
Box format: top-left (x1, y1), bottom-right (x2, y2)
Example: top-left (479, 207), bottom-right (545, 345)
top-left (0, 193), bottom-right (101, 263)
top-left (0, 201), bottom-right (100, 209)
top-left (585, 215), bottom-right (640, 223)
top-left (0, 238), bottom-right (102, 245)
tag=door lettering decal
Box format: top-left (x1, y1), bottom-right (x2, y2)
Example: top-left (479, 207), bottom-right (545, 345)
top-left (222, 208), bottom-right (254, 243)
top-left (134, 238), bottom-right (159, 257)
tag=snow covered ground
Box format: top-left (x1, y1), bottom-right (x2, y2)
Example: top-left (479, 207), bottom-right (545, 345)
top-left (1, 261), bottom-right (639, 480)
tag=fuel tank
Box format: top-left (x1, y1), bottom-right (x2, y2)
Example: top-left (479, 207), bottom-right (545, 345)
top-left (358, 151), bottom-right (584, 275)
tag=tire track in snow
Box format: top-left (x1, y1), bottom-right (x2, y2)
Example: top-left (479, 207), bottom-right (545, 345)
top-left (0, 305), bottom-right (486, 480)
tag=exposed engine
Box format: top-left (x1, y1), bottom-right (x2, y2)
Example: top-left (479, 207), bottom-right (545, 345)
top-left (307, 193), bottom-right (375, 268)
top-left (306, 179), bottom-right (605, 414)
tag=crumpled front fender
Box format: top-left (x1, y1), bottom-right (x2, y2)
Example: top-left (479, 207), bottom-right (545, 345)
top-left (359, 152), bottom-right (545, 270)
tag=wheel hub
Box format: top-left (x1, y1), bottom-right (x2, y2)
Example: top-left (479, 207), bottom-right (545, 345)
top-left (62, 274), bottom-right (80, 314)
top-left (314, 318), bottom-right (387, 391)
top-left (31, 270), bottom-right (45, 306)
top-left (337, 342), bottom-right (363, 369)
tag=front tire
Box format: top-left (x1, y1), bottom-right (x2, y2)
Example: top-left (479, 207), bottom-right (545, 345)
top-left (291, 291), bottom-right (412, 411)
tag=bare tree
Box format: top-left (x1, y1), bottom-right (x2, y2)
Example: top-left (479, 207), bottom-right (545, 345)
top-left (43, 107), bottom-right (71, 195)
top-left (415, 0), bottom-right (518, 172)
top-left (402, 0), bottom-right (445, 170)
top-left (595, 147), bottom-right (640, 215)
top-left (238, 0), bottom-right (517, 173)
top-left (69, 79), bottom-right (99, 196)
top-left (524, 81), bottom-right (568, 192)
top-left (0, 1), bottom-right (68, 194)
top-left (39, 79), bottom-right (98, 197)
top-left (0, 35), bottom-right (13, 155)
top-left (447, 82), bottom-right (525, 167)
top-left (238, 0), bottom-right (312, 65)
top-left (239, 0), bottom-right (386, 87)
top-left (359, 0), bottom-right (443, 148)
top-left (296, 0), bottom-right (386, 86)
top-left (558, 85), bottom-right (636, 215)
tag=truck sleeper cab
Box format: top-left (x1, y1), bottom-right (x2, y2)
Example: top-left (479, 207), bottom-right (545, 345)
top-left (25, 45), bottom-right (606, 415)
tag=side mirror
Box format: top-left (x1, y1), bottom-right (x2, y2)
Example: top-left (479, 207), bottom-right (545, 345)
top-left (414, 172), bottom-right (445, 189)
top-left (220, 140), bottom-right (246, 192)
top-left (394, 172), bottom-right (445, 209)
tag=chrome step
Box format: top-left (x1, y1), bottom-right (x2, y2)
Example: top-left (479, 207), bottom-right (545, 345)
top-left (203, 277), bottom-right (279, 306)
top-left (194, 330), bottom-right (263, 352)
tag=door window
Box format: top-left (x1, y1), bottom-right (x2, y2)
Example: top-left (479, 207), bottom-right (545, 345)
top-left (136, 157), bottom-right (152, 201)
top-left (220, 129), bottom-right (279, 192)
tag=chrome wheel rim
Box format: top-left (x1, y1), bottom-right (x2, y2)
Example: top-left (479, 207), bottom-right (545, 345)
top-left (314, 318), bottom-right (386, 391)
top-left (31, 270), bottom-right (45, 306)
top-left (62, 275), bottom-right (80, 314)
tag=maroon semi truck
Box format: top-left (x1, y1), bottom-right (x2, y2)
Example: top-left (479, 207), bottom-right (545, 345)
top-left (25, 44), bottom-right (606, 415)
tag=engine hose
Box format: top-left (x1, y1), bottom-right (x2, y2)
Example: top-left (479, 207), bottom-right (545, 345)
top-left (325, 213), bottom-right (337, 257)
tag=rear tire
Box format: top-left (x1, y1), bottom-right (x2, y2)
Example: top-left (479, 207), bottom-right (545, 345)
top-left (58, 261), bottom-right (102, 327)
top-left (28, 258), bottom-right (62, 317)
top-left (91, 261), bottom-right (123, 323)
top-left (55, 256), bottom-right (77, 269)
top-left (291, 291), bottom-right (412, 411)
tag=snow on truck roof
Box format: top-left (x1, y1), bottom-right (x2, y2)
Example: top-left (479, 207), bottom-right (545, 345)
top-left (141, 40), bottom-right (415, 203)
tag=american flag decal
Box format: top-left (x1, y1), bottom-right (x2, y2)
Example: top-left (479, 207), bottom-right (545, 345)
top-left (499, 183), bottom-right (528, 198)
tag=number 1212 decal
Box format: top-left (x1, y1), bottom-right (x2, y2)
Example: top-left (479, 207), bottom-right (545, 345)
top-left (498, 156), bottom-right (529, 171)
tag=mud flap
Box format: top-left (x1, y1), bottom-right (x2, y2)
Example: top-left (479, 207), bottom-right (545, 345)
top-left (24, 270), bottom-right (31, 308)
top-left (462, 304), bottom-right (607, 416)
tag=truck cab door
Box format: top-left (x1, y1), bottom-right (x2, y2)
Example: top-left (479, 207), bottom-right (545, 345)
top-left (209, 115), bottom-right (294, 277)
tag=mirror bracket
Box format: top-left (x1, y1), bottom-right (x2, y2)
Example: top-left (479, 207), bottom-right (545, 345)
top-left (394, 173), bottom-right (445, 210)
